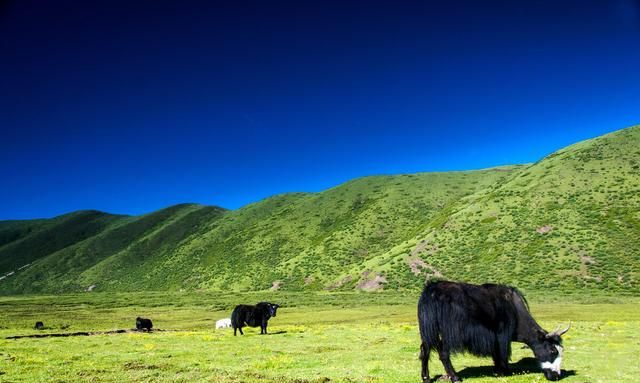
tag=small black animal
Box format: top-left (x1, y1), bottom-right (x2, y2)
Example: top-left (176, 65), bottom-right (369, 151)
top-left (135, 317), bottom-right (153, 331)
top-left (418, 281), bottom-right (570, 382)
top-left (34, 321), bottom-right (44, 330)
top-left (231, 302), bottom-right (280, 336)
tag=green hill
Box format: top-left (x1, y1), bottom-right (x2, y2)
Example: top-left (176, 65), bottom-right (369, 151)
top-left (1, 125), bottom-right (639, 295)
top-left (0, 204), bottom-right (225, 293)
top-left (370, 126), bottom-right (640, 294)
top-left (0, 210), bottom-right (124, 273)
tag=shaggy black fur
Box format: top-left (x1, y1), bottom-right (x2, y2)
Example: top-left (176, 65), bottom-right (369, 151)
top-left (135, 317), bottom-right (153, 331)
top-left (418, 281), bottom-right (567, 382)
top-left (231, 302), bottom-right (279, 336)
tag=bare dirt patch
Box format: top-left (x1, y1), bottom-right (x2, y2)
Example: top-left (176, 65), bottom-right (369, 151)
top-left (575, 250), bottom-right (601, 283)
top-left (406, 256), bottom-right (443, 278)
top-left (580, 254), bottom-right (596, 265)
top-left (407, 239), bottom-right (443, 279)
top-left (271, 280), bottom-right (283, 291)
top-left (536, 225), bottom-right (553, 234)
top-left (325, 276), bottom-right (352, 291)
top-left (356, 271), bottom-right (387, 291)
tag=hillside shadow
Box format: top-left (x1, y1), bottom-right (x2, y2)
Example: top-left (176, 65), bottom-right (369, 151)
top-left (432, 358), bottom-right (576, 381)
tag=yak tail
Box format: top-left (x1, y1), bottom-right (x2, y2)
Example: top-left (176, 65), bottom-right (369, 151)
top-left (230, 307), bottom-right (242, 329)
top-left (417, 284), bottom-right (441, 352)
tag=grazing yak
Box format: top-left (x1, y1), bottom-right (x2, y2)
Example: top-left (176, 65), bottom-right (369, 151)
top-left (135, 317), bottom-right (153, 331)
top-left (231, 302), bottom-right (280, 336)
top-left (418, 281), bottom-right (570, 382)
top-left (34, 321), bottom-right (45, 330)
top-left (215, 318), bottom-right (232, 329)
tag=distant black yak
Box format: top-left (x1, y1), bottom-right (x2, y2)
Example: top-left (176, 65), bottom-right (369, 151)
top-left (34, 321), bottom-right (44, 330)
top-left (418, 281), bottom-right (570, 382)
top-left (135, 317), bottom-right (153, 331)
top-left (231, 302), bottom-right (280, 336)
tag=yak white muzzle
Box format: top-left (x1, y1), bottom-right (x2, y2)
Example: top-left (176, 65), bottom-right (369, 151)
top-left (541, 345), bottom-right (563, 380)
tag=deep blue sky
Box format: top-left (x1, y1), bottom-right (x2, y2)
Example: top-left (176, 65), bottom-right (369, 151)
top-left (1, 0), bottom-right (639, 220)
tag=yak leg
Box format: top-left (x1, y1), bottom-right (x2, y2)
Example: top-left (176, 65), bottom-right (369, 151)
top-left (437, 347), bottom-right (461, 382)
top-left (420, 342), bottom-right (431, 383)
top-left (239, 326), bottom-right (244, 335)
top-left (233, 327), bottom-right (237, 336)
top-left (261, 320), bottom-right (268, 334)
top-left (492, 351), bottom-right (509, 375)
top-left (492, 336), bottom-right (511, 375)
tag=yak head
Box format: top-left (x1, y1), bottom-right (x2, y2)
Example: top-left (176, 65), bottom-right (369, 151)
top-left (269, 303), bottom-right (280, 317)
top-left (258, 302), bottom-right (280, 317)
top-left (533, 324), bottom-right (570, 381)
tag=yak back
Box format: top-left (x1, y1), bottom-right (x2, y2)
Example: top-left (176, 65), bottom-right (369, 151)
top-left (418, 281), bottom-right (527, 357)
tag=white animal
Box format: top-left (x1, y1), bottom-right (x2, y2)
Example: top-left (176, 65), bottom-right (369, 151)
top-left (216, 318), bottom-right (232, 329)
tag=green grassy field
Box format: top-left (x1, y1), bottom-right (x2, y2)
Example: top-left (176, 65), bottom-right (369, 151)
top-left (1, 292), bottom-right (638, 383)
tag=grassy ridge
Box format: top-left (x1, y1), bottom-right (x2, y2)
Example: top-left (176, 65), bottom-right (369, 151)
top-left (0, 205), bottom-right (225, 293)
top-left (0, 211), bottom-right (124, 273)
top-left (1, 125), bottom-right (639, 294)
top-left (173, 168), bottom-right (516, 292)
top-left (378, 126), bottom-right (640, 293)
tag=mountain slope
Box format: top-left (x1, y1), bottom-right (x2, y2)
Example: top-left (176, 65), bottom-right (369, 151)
top-left (0, 210), bottom-right (125, 273)
top-left (375, 125), bottom-right (640, 293)
top-left (0, 204), bottom-right (225, 293)
top-left (170, 168), bottom-right (518, 291)
top-left (0, 170), bottom-right (516, 293)
top-left (1, 125), bottom-right (639, 295)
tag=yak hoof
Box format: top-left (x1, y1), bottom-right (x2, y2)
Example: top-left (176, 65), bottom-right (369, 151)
top-left (494, 369), bottom-right (510, 377)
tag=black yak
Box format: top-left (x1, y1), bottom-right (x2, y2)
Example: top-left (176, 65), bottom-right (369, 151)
top-left (34, 321), bottom-right (44, 330)
top-left (231, 302), bottom-right (279, 336)
top-left (418, 281), bottom-right (570, 382)
top-left (135, 317), bottom-right (153, 331)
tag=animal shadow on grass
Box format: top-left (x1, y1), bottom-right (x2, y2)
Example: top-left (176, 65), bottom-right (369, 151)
top-left (267, 330), bottom-right (287, 335)
top-left (432, 358), bottom-right (577, 381)
top-left (233, 330), bottom-right (288, 336)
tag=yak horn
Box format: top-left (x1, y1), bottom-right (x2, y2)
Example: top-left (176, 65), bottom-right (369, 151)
top-left (549, 322), bottom-right (571, 337)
